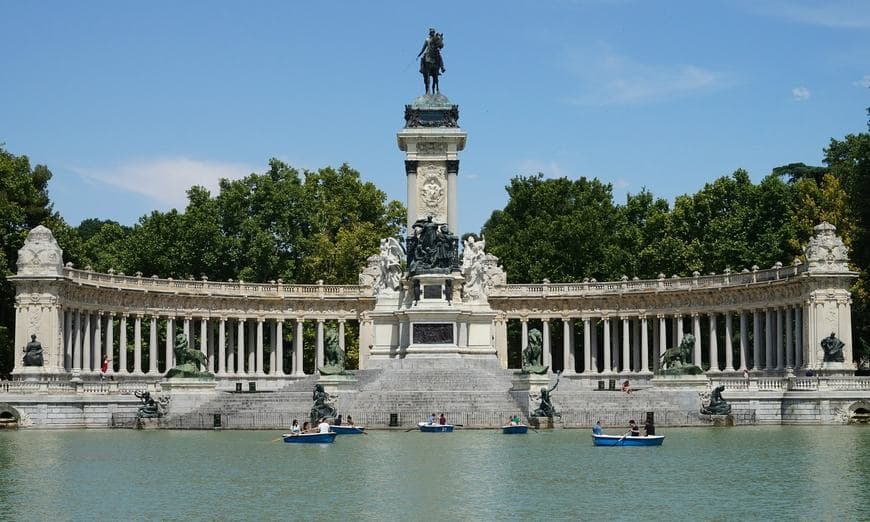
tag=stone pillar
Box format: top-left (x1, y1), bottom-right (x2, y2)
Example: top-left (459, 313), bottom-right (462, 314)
top-left (521, 318), bottom-right (529, 355)
top-left (562, 319), bottom-right (575, 374)
top-left (165, 317), bottom-right (174, 372)
top-left (676, 314), bottom-right (685, 343)
top-left (82, 311), bottom-right (91, 373)
top-left (133, 314), bottom-right (142, 374)
top-left (641, 315), bottom-right (650, 373)
top-left (200, 318), bottom-right (209, 372)
top-left (226, 320), bottom-right (235, 374)
top-left (218, 318), bottom-right (226, 376)
top-left (542, 319), bottom-right (551, 371)
top-left (105, 313), bottom-right (114, 375)
top-left (692, 313), bottom-right (702, 366)
top-left (316, 319), bottom-right (325, 371)
top-left (765, 309), bottom-right (774, 371)
top-left (660, 315), bottom-right (669, 367)
top-left (621, 316), bottom-right (630, 373)
top-left (338, 319), bottom-right (346, 359)
top-left (247, 319), bottom-right (255, 372)
top-left (149, 315), bottom-right (158, 374)
top-left (183, 317), bottom-right (191, 345)
top-left (236, 319), bottom-right (245, 375)
top-left (774, 307), bottom-right (785, 371)
top-left (94, 312), bottom-right (103, 373)
top-left (256, 318), bottom-right (265, 375)
top-left (632, 318), bottom-right (641, 373)
top-left (602, 317), bottom-right (611, 373)
top-left (708, 312), bottom-right (719, 372)
top-left (785, 306), bottom-right (794, 369)
top-left (724, 313), bottom-right (734, 371)
top-left (294, 319), bottom-right (305, 375)
top-left (753, 309), bottom-right (763, 371)
top-left (119, 314), bottom-right (128, 374)
top-left (65, 310), bottom-right (73, 371)
top-left (582, 317), bottom-right (592, 374)
top-left (611, 319), bottom-right (619, 372)
top-left (795, 306), bottom-right (803, 369)
top-left (739, 311), bottom-right (749, 371)
top-left (590, 318), bottom-right (599, 373)
top-left (446, 160), bottom-right (459, 233)
top-left (207, 319), bottom-right (216, 373)
top-left (273, 320), bottom-right (282, 375)
top-left (671, 316), bottom-right (679, 352)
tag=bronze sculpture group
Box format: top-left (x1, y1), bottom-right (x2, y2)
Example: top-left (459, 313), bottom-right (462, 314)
top-left (700, 385), bottom-right (732, 415)
top-left (520, 328), bottom-right (549, 375)
top-left (530, 372), bottom-right (561, 418)
top-left (165, 334), bottom-right (212, 379)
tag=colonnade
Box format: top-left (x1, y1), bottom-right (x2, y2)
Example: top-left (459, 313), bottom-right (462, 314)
top-left (501, 304), bottom-right (807, 374)
top-left (60, 309), bottom-right (349, 377)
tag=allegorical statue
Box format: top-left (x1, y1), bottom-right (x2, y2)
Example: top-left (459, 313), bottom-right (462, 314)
top-left (318, 328), bottom-right (347, 376)
top-left (700, 385), bottom-right (732, 415)
top-left (530, 372), bottom-right (562, 418)
top-left (165, 334), bottom-right (212, 379)
top-left (418, 27), bottom-right (445, 95)
top-left (657, 334), bottom-right (703, 375)
top-left (521, 328), bottom-right (549, 375)
top-left (22, 334), bottom-right (44, 367)
top-left (309, 383), bottom-right (338, 424)
top-left (407, 216), bottom-right (459, 275)
top-left (820, 332), bottom-right (845, 363)
top-left (134, 391), bottom-right (168, 419)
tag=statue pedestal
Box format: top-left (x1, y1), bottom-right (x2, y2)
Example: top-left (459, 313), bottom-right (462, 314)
top-left (15, 366), bottom-right (50, 382)
top-left (136, 418), bottom-right (161, 430)
top-left (510, 373), bottom-right (550, 393)
top-left (160, 378), bottom-right (217, 418)
top-left (529, 416), bottom-right (562, 429)
top-left (705, 414), bottom-right (735, 427)
top-left (318, 373), bottom-right (358, 394)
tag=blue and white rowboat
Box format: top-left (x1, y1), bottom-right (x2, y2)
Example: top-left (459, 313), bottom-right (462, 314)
top-left (502, 424), bottom-right (528, 434)
top-left (282, 432), bottom-right (337, 444)
top-left (330, 425), bottom-right (366, 435)
top-left (418, 422), bottom-right (454, 433)
top-left (592, 434), bottom-right (664, 447)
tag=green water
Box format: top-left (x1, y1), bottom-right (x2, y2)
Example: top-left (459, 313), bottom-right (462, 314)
top-left (0, 426), bottom-right (867, 521)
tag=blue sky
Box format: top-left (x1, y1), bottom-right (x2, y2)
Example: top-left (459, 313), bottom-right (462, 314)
top-left (2, 0), bottom-right (868, 235)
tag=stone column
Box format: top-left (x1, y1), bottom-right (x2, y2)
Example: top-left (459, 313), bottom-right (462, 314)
top-left (660, 315), bottom-right (669, 368)
top-left (602, 317), bottom-right (611, 373)
top-left (542, 319), bottom-right (551, 371)
top-left (405, 160), bottom-right (417, 231)
top-left (207, 319), bottom-right (215, 373)
top-left (73, 310), bottom-right (82, 372)
top-left (774, 307), bottom-right (785, 371)
top-left (294, 319), bottom-right (305, 375)
top-left (247, 319), bottom-right (255, 372)
top-left (269, 321), bottom-right (277, 375)
top-left (724, 313), bottom-right (734, 372)
top-left (119, 314), bottom-right (128, 374)
top-left (236, 319), bottom-right (245, 375)
top-left (338, 319), bottom-right (346, 360)
top-left (200, 318), bottom-right (209, 372)
top-left (611, 319), bottom-right (620, 372)
top-left (562, 319), bottom-right (575, 374)
top-left (676, 314), bottom-right (685, 343)
top-left (105, 313), bottom-right (114, 375)
top-left (183, 317), bottom-right (191, 345)
top-left (621, 316), bottom-right (630, 373)
top-left (64, 310), bottom-right (73, 371)
top-left (82, 311), bottom-right (91, 373)
top-left (165, 317), bottom-right (174, 372)
top-left (692, 313), bottom-right (702, 366)
top-left (583, 317), bottom-right (592, 374)
top-left (795, 306), bottom-right (803, 369)
top-left (632, 318), bottom-right (641, 373)
top-left (708, 312), bottom-right (719, 372)
top-left (94, 312), bottom-right (103, 373)
top-left (255, 318), bottom-right (265, 375)
top-left (275, 319), bottom-right (284, 375)
top-left (521, 318), bottom-right (529, 355)
top-left (785, 306), bottom-right (794, 369)
top-left (149, 315), bottom-right (158, 374)
top-left (739, 311), bottom-right (749, 371)
top-left (753, 309), bottom-right (763, 371)
top-left (765, 309), bottom-right (774, 371)
top-left (671, 315), bottom-right (679, 351)
top-left (590, 318), bottom-right (598, 373)
top-left (316, 319), bottom-right (325, 371)
top-left (446, 160), bottom-right (459, 233)
top-left (218, 318), bottom-right (226, 376)
top-left (226, 320), bottom-right (235, 374)
top-left (133, 314), bottom-right (142, 374)
top-left (641, 315), bottom-right (650, 373)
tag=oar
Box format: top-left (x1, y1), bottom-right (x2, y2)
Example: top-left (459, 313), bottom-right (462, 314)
top-left (271, 436), bottom-right (284, 443)
top-left (617, 432), bottom-right (629, 446)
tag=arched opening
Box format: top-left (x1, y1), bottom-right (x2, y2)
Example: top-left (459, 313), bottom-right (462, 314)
top-left (847, 402), bottom-right (870, 424)
top-left (0, 404), bottom-right (20, 429)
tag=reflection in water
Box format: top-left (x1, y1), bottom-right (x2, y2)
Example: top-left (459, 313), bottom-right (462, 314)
top-left (0, 426), bottom-right (867, 520)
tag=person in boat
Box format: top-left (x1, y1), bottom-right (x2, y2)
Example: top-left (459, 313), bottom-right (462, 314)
top-left (508, 416), bottom-right (517, 426)
top-left (301, 421), bottom-right (311, 433)
top-left (439, 413), bottom-right (446, 425)
top-left (592, 420), bottom-right (603, 435)
top-left (428, 413), bottom-right (436, 425)
top-left (346, 415), bottom-right (354, 426)
top-left (644, 419), bottom-right (656, 436)
top-left (336, 414), bottom-right (343, 426)
top-left (317, 417), bottom-right (330, 434)
top-left (290, 419), bottom-right (301, 435)
top-left (628, 419), bottom-right (640, 437)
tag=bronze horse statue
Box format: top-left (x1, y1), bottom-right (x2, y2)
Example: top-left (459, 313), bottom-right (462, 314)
top-left (418, 30), bottom-right (445, 95)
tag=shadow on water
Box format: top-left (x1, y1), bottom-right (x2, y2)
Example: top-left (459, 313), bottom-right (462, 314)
top-left (1, 426), bottom-right (869, 520)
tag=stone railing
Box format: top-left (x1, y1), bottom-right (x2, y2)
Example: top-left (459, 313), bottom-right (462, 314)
top-left (0, 380), bottom-right (160, 395)
top-left (490, 264), bottom-right (807, 298)
top-left (63, 267), bottom-right (370, 299)
top-left (711, 376), bottom-right (870, 392)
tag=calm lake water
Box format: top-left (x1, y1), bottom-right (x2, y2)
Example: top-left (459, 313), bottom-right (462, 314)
top-left (0, 426), bottom-right (867, 521)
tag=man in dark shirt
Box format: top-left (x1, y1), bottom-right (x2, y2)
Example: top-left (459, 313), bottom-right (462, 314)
top-left (644, 420), bottom-right (656, 436)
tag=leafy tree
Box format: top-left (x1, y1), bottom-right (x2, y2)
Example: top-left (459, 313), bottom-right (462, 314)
top-left (772, 162), bottom-right (828, 184)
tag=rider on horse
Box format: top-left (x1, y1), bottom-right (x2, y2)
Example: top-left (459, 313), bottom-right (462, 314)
top-left (418, 28), bottom-right (445, 74)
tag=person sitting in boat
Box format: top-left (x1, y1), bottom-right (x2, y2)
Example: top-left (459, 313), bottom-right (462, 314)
top-left (508, 416), bottom-right (517, 426)
top-left (592, 420), bottom-right (603, 435)
top-left (346, 415), bottom-right (354, 426)
top-left (439, 413), bottom-right (446, 425)
top-left (317, 417), bottom-right (331, 434)
top-left (290, 419), bottom-right (301, 435)
top-left (644, 419), bottom-right (656, 436)
top-left (336, 414), bottom-right (343, 426)
top-left (302, 421), bottom-right (311, 433)
top-left (628, 419), bottom-right (640, 437)
top-left (428, 413), bottom-right (436, 425)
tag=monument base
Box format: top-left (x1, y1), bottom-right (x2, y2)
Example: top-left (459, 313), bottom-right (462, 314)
top-left (318, 373), bottom-right (358, 394)
top-left (529, 416), bottom-right (562, 429)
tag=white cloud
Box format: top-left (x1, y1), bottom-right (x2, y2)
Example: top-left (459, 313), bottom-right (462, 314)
top-left (74, 157), bottom-right (257, 210)
top-left (853, 75), bottom-right (870, 88)
top-left (744, 0), bottom-right (870, 29)
top-left (562, 43), bottom-right (725, 106)
top-left (792, 86), bottom-right (811, 102)
top-left (613, 178), bottom-right (630, 189)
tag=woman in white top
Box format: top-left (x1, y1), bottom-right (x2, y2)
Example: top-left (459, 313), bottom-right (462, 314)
top-left (318, 418), bottom-right (331, 434)
top-left (290, 419), bottom-right (301, 434)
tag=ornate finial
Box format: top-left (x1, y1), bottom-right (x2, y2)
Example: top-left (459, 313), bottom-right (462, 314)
top-left (805, 222), bottom-right (851, 272)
